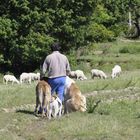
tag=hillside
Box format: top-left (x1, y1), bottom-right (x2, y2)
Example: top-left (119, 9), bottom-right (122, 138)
top-left (70, 39), bottom-right (140, 74)
top-left (0, 40), bottom-right (140, 140)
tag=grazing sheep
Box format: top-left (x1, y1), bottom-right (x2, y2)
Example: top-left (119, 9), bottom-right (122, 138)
top-left (36, 72), bottom-right (40, 80)
top-left (91, 69), bottom-right (107, 79)
top-left (3, 74), bottom-right (19, 85)
top-left (29, 72), bottom-right (40, 81)
top-left (111, 65), bottom-right (122, 78)
top-left (75, 70), bottom-right (87, 80)
top-left (69, 70), bottom-right (87, 80)
top-left (69, 71), bottom-right (76, 79)
top-left (20, 72), bottom-right (32, 84)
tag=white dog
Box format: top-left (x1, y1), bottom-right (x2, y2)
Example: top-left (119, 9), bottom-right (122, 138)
top-left (48, 95), bottom-right (63, 119)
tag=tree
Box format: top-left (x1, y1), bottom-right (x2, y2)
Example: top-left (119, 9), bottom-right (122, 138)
top-left (102, 0), bottom-right (140, 38)
top-left (0, 0), bottom-right (139, 74)
top-left (128, 0), bottom-right (140, 38)
top-left (0, 0), bottom-right (96, 74)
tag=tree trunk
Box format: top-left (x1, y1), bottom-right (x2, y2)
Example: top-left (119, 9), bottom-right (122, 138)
top-left (128, 12), bottom-right (132, 29)
top-left (133, 16), bottom-right (140, 38)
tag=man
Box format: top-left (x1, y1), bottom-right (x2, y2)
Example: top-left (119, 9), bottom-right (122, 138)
top-left (41, 42), bottom-right (71, 102)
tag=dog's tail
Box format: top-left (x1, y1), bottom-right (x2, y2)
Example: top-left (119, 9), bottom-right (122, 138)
top-left (39, 88), bottom-right (43, 105)
top-left (36, 87), bottom-right (43, 109)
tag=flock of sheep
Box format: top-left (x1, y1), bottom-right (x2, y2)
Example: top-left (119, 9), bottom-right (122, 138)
top-left (3, 72), bottom-right (40, 85)
top-left (2, 65), bottom-right (122, 85)
top-left (2, 65), bottom-right (122, 119)
top-left (69, 65), bottom-right (122, 80)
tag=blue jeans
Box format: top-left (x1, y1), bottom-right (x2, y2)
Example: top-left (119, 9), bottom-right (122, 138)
top-left (47, 76), bottom-right (66, 102)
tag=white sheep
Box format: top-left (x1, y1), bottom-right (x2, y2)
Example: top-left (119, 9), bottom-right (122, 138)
top-left (69, 71), bottom-right (76, 78)
top-left (3, 74), bottom-right (20, 85)
top-left (20, 72), bottom-right (31, 84)
top-left (76, 70), bottom-right (87, 80)
top-left (36, 72), bottom-right (40, 80)
top-left (91, 69), bottom-right (107, 79)
top-left (29, 72), bottom-right (40, 81)
top-left (69, 70), bottom-right (87, 80)
top-left (111, 65), bottom-right (122, 78)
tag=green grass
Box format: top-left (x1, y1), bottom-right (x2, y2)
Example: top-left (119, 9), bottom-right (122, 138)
top-left (77, 70), bottom-right (140, 93)
top-left (0, 40), bottom-right (140, 140)
top-left (76, 40), bottom-right (140, 72)
top-left (0, 70), bottom-right (140, 140)
top-left (0, 84), bottom-right (36, 108)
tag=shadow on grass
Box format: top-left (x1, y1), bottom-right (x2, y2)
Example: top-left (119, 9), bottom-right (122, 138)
top-left (16, 109), bottom-right (34, 115)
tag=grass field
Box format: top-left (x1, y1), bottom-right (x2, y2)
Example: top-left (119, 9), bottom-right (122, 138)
top-left (0, 40), bottom-right (140, 140)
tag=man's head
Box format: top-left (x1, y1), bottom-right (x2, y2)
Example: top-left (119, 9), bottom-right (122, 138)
top-left (51, 42), bottom-right (61, 51)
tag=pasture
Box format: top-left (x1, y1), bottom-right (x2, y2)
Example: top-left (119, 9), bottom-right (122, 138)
top-left (0, 40), bottom-right (140, 140)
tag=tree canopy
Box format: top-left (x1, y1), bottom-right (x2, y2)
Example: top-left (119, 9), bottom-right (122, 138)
top-left (0, 0), bottom-right (139, 74)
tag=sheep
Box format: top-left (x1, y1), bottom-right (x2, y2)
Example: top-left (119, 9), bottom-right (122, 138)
top-left (3, 74), bottom-right (20, 85)
top-left (20, 72), bottom-right (32, 84)
top-left (91, 69), bottom-right (107, 79)
top-left (36, 72), bottom-right (40, 80)
top-left (29, 72), bottom-right (40, 81)
top-left (69, 71), bottom-right (76, 79)
top-left (69, 70), bottom-right (87, 80)
top-left (111, 65), bottom-right (122, 78)
top-left (75, 70), bottom-right (87, 80)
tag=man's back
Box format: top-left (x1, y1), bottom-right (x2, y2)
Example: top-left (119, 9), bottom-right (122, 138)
top-left (43, 51), bottom-right (70, 78)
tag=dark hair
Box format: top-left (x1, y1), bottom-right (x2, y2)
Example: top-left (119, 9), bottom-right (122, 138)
top-left (51, 42), bottom-right (61, 51)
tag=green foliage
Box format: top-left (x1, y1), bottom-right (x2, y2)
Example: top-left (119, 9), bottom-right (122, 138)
top-left (119, 43), bottom-right (140, 54)
top-left (87, 97), bottom-right (101, 113)
top-left (0, 0), bottom-right (140, 74)
top-left (119, 47), bottom-right (130, 53)
top-left (66, 50), bottom-right (77, 70)
top-left (88, 23), bottom-right (115, 42)
top-left (102, 0), bottom-right (140, 38)
top-left (0, 0), bottom-right (96, 74)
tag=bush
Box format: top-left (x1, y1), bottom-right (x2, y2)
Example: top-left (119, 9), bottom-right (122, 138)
top-left (87, 23), bottom-right (115, 42)
top-left (67, 50), bottom-right (77, 70)
top-left (119, 47), bottom-right (130, 53)
top-left (87, 96), bottom-right (101, 113)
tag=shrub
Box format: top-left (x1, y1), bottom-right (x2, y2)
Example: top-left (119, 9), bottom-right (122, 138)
top-left (87, 96), bottom-right (101, 113)
top-left (87, 23), bottom-right (115, 42)
top-left (119, 47), bottom-right (130, 53)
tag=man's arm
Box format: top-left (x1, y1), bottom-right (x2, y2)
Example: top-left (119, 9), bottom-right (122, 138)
top-left (41, 57), bottom-right (48, 78)
top-left (66, 57), bottom-right (71, 76)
